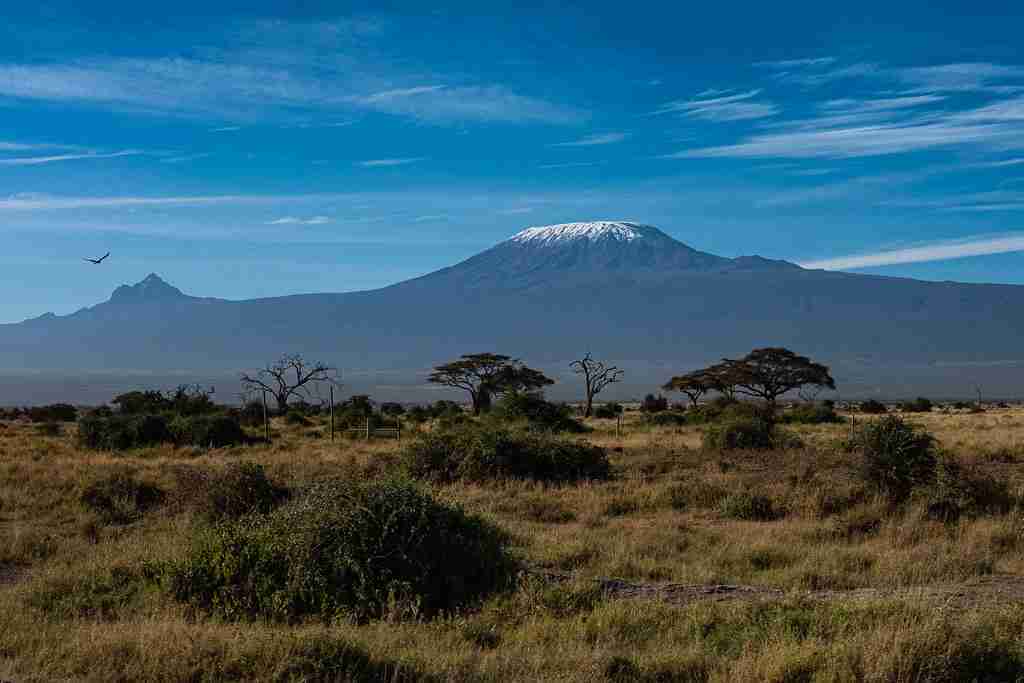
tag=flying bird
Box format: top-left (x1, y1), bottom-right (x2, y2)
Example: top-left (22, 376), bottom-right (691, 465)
top-left (83, 252), bottom-right (110, 265)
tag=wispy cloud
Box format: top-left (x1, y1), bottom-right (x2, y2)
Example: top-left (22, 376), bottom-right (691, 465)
top-left (0, 192), bottom-right (333, 211)
top-left (266, 216), bottom-right (330, 225)
top-left (898, 63), bottom-right (1024, 93)
top-left (352, 85), bottom-right (445, 104)
top-left (800, 233), bottom-right (1024, 270)
top-left (159, 152), bottom-right (212, 164)
top-left (351, 84), bottom-right (584, 124)
top-left (209, 126), bottom-right (241, 132)
top-left (654, 89), bottom-right (778, 121)
top-left (539, 161), bottom-right (604, 169)
top-left (754, 57), bottom-right (836, 69)
top-left (0, 150), bottom-right (142, 166)
top-left (358, 157), bottom-right (425, 167)
top-left (550, 132), bottom-right (627, 147)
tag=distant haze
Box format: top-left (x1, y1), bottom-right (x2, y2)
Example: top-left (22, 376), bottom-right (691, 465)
top-left (3, 221), bottom-right (1024, 405)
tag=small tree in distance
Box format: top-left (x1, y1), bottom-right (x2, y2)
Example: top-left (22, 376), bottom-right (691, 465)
top-left (427, 353), bottom-right (553, 415)
top-left (720, 347), bottom-right (835, 411)
top-left (240, 354), bottom-right (339, 414)
top-left (663, 370), bottom-right (711, 408)
top-left (570, 352), bottom-right (624, 417)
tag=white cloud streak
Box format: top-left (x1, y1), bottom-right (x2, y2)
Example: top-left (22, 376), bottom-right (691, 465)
top-left (800, 234), bottom-right (1024, 270)
top-left (358, 157), bottom-right (425, 167)
top-left (266, 216), bottom-right (330, 225)
top-left (0, 150), bottom-right (142, 166)
top-left (654, 89), bottom-right (778, 121)
top-left (550, 132), bottom-right (627, 147)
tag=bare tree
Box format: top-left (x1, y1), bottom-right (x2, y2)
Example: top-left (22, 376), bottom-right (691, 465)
top-left (427, 353), bottom-right (553, 415)
top-left (240, 354), bottom-right (339, 414)
top-left (570, 353), bottom-right (623, 417)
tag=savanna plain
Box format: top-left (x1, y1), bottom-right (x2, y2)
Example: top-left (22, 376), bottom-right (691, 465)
top-left (4, 399), bottom-right (1024, 682)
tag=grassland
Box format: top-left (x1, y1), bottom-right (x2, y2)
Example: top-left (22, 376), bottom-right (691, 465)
top-left (3, 406), bottom-right (1024, 681)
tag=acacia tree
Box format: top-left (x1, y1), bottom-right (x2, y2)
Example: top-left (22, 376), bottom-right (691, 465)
top-left (663, 370), bottom-right (710, 408)
top-left (240, 354), bottom-right (339, 414)
top-left (427, 353), bottom-right (554, 415)
top-left (720, 347), bottom-right (835, 411)
top-left (570, 353), bottom-right (624, 417)
top-left (700, 362), bottom-right (740, 400)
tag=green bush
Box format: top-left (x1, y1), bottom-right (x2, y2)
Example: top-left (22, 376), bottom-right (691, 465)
top-left (170, 414), bottom-right (247, 448)
top-left (401, 424), bottom-right (610, 483)
top-left (495, 392), bottom-right (585, 433)
top-left (593, 402), bottom-right (623, 419)
top-left (718, 492), bottom-right (779, 521)
top-left (921, 457), bottom-right (1015, 523)
top-left (641, 394), bottom-right (668, 413)
top-left (77, 413), bottom-right (172, 450)
top-left (35, 421), bottom-right (62, 437)
top-left (285, 410), bottom-right (312, 426)
top-left (855, 415), bottom-right (936, 502)
top-left (643, 411), bottom-right (689, 427)
top-left (901, 397), bottom-right (933, 413)
top-left (780, 402), bottom-right (843, 424)
top-left (858, 399), bottom-right (887, 414)
top-left (198, 462), bottom-right (289, 521)
top-left (703, 418), bottom-right (776, 450)
top-left (163, 477), bottom-right (517, 622)
top-left (80, 473), bottom-right (166, 524)
top-left (26, 403), bottom-right (78, 423)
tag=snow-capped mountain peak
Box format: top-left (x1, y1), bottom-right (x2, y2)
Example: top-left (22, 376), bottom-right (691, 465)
top-left (510, 221), bottom-right (662, 246)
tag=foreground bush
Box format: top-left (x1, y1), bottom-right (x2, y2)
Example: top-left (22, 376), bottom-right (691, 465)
top-left (780, 402), bottom-right (843, 424)
top-left (164, 477), bottom-right (516, 621)
top-left (77, 413), bottom-right (172, 450)
top-left (495, 392), bottom-right (585, 433)
top-left (921, 457), bottom-right (1015, 523)
top-left (170, 414), bottom-right (246, 448)
top-left (703, 418), bottom-right (777, 450)
top-left (856, 415), bottom-right (936, 501)
top-left (197, 462), bottom-right (290, 521)
top-left (593, 402), bottom-right (623, 419)
top-left (80, 473), bottom-right (165, 524)
top-left (901, 397), bottom-right (933, 413)
top-left (401, 425), bottom-right (610, 483)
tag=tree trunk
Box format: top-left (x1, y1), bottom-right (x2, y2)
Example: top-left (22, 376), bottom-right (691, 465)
top-left (584, 394), bottom-right (594, 418)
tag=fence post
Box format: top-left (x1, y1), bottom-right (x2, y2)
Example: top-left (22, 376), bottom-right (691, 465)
top-left (397, 417), bottom-right (401, 443)
top-left (616, 414), bottom-right (621, 439)
top-left (330, 385), bottom-right (335, 441)
top-left (262, 390), bottom-right (269, 443)
top-left (365, 417), bottom-right (370, 440)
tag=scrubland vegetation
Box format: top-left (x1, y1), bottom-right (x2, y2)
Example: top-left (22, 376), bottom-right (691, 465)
top-left (4, 369), bottom-right (1024, 680)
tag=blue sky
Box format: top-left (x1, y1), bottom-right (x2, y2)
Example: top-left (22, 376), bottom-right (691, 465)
top-left (3, 1), bottom-right (1024, 322)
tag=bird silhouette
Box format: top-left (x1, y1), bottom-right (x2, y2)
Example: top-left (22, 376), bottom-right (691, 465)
top-left (83, 252), bottom-right (110, 264)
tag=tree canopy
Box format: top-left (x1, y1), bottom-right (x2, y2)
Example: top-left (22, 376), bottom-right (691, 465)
top-left (720, 347), bottom-right (835, 407)
top-left (427, 353), bottom-right (554, 414)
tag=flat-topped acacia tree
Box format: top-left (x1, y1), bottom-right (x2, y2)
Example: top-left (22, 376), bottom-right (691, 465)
top-left (663, 370), bottom-right (711, 408)
top-left (720, 347), bottom-right (835, 411)
top-left (427, 353), bottom-right (554, 415)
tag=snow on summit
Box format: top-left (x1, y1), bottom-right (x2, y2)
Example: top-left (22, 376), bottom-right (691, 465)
top-left (510, 221), bottom-right (660, 246)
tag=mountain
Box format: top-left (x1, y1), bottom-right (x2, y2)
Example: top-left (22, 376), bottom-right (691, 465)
top-left (3, 221), bottom-right (1024, 403)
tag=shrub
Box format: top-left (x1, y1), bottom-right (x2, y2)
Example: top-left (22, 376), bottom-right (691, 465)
top-left (901, 397), bottom-right (933, 413)
top-left (495, 392), bottom-right (585, 433)
top-left (380, 402), bottom-right (405, 416)
top-left (285, 410), bottom-right (312, 426)
top-left (641, 394), bottom-right (669, 413)
top-left (26, 403), bottom-right (77, 423)
top-left (197, 462), bottom-right (289, 521)
top-left (237, 400), bottom-right (266, 427)
top-left (401, 424), bottom-right (610, 483)
top-left (644, 411), bottom-right (689, 427)
top-left (80, 473), bottom-right (165, 524)
top-left (35, 421), bottom-right (62, 437)
top-left (163, 477), bottom-right (516, 621)
top-left (858, 399), bottom-right (887, 414)
top-left (855, 415), bottom-right (936, 502)
top-left (718, 492), bottom-right (779, 521)
top-left (921, 457), bottom-right (1015, 523)
top-left (170, 414), bottom-right (246, 448)
top-left (780, 402), bottom-right (843, 424)
top-left (593, 402), bottom-right (624, 419)
top-left (77, 413), bottom-right (172, 450)
top-left (111, 390), bottom-right (170, 415)
top-left (703, 418), bottom-right (776, 450)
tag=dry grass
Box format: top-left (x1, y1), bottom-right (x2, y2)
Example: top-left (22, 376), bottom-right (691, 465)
top-left (2, 407), bottom-right (1024, 680)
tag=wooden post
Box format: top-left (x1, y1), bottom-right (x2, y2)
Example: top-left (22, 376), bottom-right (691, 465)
top-left (616, 414), bottom-right (621, 439)
top-left (397, 417), bottom-right (401, 443)
top-left (330, 385), bottom-right (335, 441)
top-left (262, 390), bottom-right (269, 443)
top-left (365, 417), bottom-right (370, 440)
